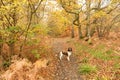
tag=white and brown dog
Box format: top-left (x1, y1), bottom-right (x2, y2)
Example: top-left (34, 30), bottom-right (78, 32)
top-left (59, 47), bottom-right (72, 61)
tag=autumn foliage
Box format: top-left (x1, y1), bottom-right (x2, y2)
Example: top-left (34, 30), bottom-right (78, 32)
top-left (0, 0), bottom-right (120, 80)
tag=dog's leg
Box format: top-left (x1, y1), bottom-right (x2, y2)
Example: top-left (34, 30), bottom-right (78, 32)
top-left (67, 56), bottom-right (70, 61)
top-left (59, 52), bottom-right (63, 60)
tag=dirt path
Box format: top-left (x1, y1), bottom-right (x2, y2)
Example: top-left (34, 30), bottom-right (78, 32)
top-left (51, 38), bottom-right (83, 80)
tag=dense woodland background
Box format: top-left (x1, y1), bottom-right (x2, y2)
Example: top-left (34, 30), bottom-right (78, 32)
top-left (0, 0), bottom-right (120, 80)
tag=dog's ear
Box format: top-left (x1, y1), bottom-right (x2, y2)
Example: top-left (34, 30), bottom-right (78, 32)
top-left (68, 47), bottom-right (72, 51)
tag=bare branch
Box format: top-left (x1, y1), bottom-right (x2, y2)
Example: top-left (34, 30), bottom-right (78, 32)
top-left (107, 3), bottom-right (120, 14)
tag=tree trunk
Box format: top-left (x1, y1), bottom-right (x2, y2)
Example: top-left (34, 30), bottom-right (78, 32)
top-left (0, 44), bottom-right (3, 55)
top-left (85, 24), bottom-right (91, 38)
top-left (85, 23), bottom-right (91, 38)
top-left (9, 43), bottom-right (15, 56)
top-left (85, 26), bottom-right (88, 37)
top-left (90, 27), bottom-right (95, 37)
top-left (85, 0), bottom-right (91, 39)
top-left (77, 14), bottom-right (83, 39)
top-left (78, 24), bottom-right (83, 39)
top-left (0, 36), bottom-right (3, 55)
top-left (71, 25), bottom-right (75, 38)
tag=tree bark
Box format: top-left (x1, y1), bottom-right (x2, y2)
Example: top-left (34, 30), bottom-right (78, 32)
top-left (71, 25), bottom-right (75, 38)
top-left (9, 43), bottom-right (15, 56)
top-left (0, 36), bottom-right (3, 55)
top-left (78, 25), bottom-right (82, 39)
top-left (77, 14), bottom-right (83, 39)
top-left (85, 0), bottom-right (91, 39)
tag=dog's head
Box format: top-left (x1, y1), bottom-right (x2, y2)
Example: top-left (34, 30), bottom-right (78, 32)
top-left (68, 47), bottom-right (72, 52)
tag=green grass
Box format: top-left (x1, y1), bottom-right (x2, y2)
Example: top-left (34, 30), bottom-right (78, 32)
top-left (78, 64), bottom-right (97, 75)
top-left (74, 41), bottom-right (119, 79)
top-left (113, 63), bottom-right (120, 69)
top-left (81, 58), bottom-right (89, 63)
top-left (31, 49), bottom-right (40, 59)
top-left (74, 42), bottom-right (115, 61)
top-left (88, 49), bottom-right (113, 61)
top-left (74, 43), bottom-right (88, 53)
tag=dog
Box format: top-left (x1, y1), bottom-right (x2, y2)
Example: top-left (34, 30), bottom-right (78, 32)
top-left (59, 47), bottom-right (72, 61)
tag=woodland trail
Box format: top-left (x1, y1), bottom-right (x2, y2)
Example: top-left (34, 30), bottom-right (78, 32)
top-left (51, 38), bottom-right (83, 80)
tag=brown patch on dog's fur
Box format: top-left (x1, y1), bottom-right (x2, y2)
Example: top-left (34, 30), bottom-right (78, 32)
top-left (62, 51), bottom-right (68, 56)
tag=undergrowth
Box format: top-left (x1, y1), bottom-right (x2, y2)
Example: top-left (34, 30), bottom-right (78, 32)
top-left (78, 64), bottom-right (97, 75)
top-left (74, 41), bottom-right (120, 80)
top-left (74, 42), bottom-right (115, 61)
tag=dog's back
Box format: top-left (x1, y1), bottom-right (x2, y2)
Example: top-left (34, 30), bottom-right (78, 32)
top-left (62, 51), bottom-right (68, 55)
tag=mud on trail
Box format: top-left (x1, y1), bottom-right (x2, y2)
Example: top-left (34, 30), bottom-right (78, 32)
top-left (51, 38), bottom-right (83, 80)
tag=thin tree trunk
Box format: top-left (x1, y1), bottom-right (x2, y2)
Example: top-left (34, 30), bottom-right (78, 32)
top-left (85, 26), bottom-right (88, 37)
top-left (0, 35), bottom-right (3, 55)
top-left (71, 25), bottom-right (75, 38)
top-left (9, 43), bottom-right (15, 56)
top-left (78, 24), bottom-right (83, 39)
top-left (86, 0), bottom-right (91, 39)
top-left (77, 14), bottom-right (83, 39)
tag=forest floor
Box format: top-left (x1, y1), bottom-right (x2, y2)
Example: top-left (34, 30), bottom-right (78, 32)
top-left (0, 31), bottom-right (120, 80)
top-left (0, 37), bottom-right (83, 80)
top-left (50, 31), bottom-right (120, 80)
top-left (51, 38), bottom-right (83, 80)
